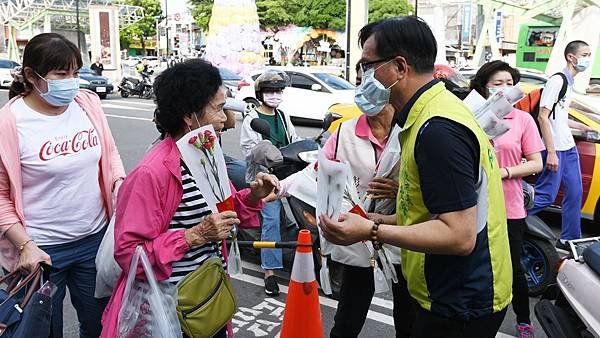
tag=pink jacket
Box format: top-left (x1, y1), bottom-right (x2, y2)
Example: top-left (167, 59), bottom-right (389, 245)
top-left (100, 136), bottom-right (263, 338)
top-left (0, 90), bottom-right (125, 236)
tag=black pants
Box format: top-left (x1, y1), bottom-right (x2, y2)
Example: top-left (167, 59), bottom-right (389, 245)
top-left (330, 264), bottom-right (415, 338)
top-left (507, 218), bottom-right (531, 324)
top-left (411, 306), bottom-right (507, 338)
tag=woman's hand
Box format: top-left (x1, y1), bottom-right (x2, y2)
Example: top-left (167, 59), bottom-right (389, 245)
top-left (112, 178), bottom-right (124, 210)
top-left (249, 173), bottom-right (280, 203)
top-left (318, 213), bottom-right (372, 246)
top-left (17, 242), bottom-right (51, 273)
top-left (367, 177), bottom-right (399, 200)
top-left (185, 211), bottom-right (240, 247)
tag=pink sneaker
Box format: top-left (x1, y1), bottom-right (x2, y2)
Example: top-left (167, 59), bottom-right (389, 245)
top-left (516, 323), bottom-right (535, 338)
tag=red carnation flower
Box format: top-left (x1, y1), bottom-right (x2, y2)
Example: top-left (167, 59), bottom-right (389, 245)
top-left (188, 135), bottom-right (198, 144)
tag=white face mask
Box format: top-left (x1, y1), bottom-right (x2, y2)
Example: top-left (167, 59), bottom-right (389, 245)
top-left (262, 92), bottom-right (283, 108)
top-left (487, 85), bottom-right (513, 97)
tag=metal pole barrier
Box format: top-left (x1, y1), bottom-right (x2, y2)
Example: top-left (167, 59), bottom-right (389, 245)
top-left (227, 241), bottom-right (308, 249)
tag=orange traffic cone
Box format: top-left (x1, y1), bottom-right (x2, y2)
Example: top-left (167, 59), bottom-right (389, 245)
top-left (280, 229), bottom-right (324, 338)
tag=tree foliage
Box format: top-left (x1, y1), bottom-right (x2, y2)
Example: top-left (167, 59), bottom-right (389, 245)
top-left (120, 0), bottom-right (163, 55)
top-left (188, 0), bottom-right (412, 31)
top-left (369, 0), bottom-right (413, 22)
top-left (188, 0), bottom-right (212, 31)
top-left (295, 0), bottom-right (346, 30)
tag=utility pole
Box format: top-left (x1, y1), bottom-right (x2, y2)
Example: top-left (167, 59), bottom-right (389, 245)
top-left (165, 0), bottom-right (170, 65)
top-left (76, 0), bottom-right (81, 49)
top-left (345, 0), bottom-right (351, 81)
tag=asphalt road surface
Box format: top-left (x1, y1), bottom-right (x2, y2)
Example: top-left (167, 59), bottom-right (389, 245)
top-left (5, 90), bottom-right (598, 337)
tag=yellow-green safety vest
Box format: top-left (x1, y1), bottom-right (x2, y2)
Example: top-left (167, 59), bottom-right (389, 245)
top-left (396, 82), bottom-right (512, 320)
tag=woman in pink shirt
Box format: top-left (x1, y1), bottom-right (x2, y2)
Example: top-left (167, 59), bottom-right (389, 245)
top-left (471, 61), bottom-right (545, 338)
top-left (0, 33), bottom-right (125, 337)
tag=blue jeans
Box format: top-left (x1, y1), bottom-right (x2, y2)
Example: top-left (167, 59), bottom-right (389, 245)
top-left (528, 147), bottom-right (582, 240)
top-left (261, 200), bottom-right (283, 270)
top-left (39, 228), bottom-right (108, 338)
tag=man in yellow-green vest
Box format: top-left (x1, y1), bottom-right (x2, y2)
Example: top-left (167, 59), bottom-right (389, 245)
top-left (319, 16), bottom-right (512, 338)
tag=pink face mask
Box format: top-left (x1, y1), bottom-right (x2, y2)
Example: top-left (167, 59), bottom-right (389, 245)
top-left (262, 92), bottom-right (283, 108)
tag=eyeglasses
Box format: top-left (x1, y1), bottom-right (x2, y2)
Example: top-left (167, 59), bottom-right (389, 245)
top-left (359, 57), bottom-right (395, 73)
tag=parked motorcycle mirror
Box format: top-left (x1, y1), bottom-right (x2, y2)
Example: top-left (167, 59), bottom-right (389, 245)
top-left (250, 118), bottom-right (271, 139)
top-left (311, 84), bottom-right (323, 92)
top-left (322, 113), bottom-right (342, 132)
top-left (315, 113), bottom-right (342, 144)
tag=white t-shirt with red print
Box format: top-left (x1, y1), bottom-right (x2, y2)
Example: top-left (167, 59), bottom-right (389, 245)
top-left (15, 98), bottom-right (107, 245)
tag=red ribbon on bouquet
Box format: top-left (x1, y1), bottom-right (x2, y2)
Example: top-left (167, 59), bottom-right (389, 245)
top-left (217, 196), bottom-right (235, 213)
top-left (349, 204), bottom-right (368, 219)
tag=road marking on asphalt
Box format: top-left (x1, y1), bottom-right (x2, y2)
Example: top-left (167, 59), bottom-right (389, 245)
top-left (109, 99), bottom-right (156, 107)
top-left (102, 103), bottom-right (149, 111)
top-left (242, 261), bottom-right (394, 311)
top-left (496, 333), bottom-right (517, 338)
top-left (105, 113), bottom-right (152, 121)
top-left (234, 263), bottom-right (395, 326)
top-left (238, 261), bottom-right (517, 338)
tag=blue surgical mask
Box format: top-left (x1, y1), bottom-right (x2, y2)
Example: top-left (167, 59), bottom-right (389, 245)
top-left (34, 73), bottom-right (79, 107)
top-left (354, 62), bottom-right (399, 116)
top-left (573, 56), bottom-right (591, 72)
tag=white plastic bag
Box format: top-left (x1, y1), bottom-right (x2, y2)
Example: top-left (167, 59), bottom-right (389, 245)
top-left (118, 246), bottom-right (182, 338)
top-left (379, 246), bottom-right (399, 284)
top-left (227, 236), bottom-right (244, 276)
top-left (319, 256), bottom-right (333, 295)
top-left (95, 216), bottom-right (122, 298)
top-left (373, 265), bottom-right (389, 294)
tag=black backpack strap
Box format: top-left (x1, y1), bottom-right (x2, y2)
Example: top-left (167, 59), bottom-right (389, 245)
top-left (275, 108), bottom-right (291, 145)
top-left (550, 72), bottom-right (568, 120)
top-left (334, 122), bottom-right (342, 160)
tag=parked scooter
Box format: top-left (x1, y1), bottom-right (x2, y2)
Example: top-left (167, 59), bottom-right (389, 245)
top-left (119, 71), bottom-right (154, 99)
top-left (535, 237), bottom-right (600, 338)
top-left (235, 113), bottom-right (344, 296)
top-left (522, 215), bottom-right (560, 296)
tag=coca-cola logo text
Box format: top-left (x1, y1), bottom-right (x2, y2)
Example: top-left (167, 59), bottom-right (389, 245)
top-left (38, 128), bottom-right (99, 161)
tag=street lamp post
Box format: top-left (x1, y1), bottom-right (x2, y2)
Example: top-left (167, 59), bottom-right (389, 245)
top-left (165, 0), bottom-right (170, 65)
top-left (345, 0), bottom-right (351, 81)
top-left (76, 0), bottom-right (81, 49)
top-left (415, 0), bottom-right (419, 17)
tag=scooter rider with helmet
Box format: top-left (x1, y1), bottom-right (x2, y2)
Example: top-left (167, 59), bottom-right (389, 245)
top-left (240, 69), bottom-right (300, 296)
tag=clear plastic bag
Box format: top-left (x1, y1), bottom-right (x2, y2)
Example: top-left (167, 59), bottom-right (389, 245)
top-left (95, 216), bottom-right (122, 298)
top-left (373, 265), bottom-right (389, 294)
top-left (227, 236), bottom-right (243, 276)
top-left (371, 251), bottom-right (390, 294)
top-left (319, 256), bottom-right (332, 295)
top-left (379, 247), bottom-right (399, 284)
top-left (118, 246), bottom-right (182, 338)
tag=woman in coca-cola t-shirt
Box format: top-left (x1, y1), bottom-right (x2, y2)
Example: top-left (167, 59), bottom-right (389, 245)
top-left (0, 33), bottom-right (125, 337)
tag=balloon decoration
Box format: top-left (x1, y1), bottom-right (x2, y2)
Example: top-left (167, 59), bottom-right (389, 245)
top-left (204, 0), bottom-right (264, 75)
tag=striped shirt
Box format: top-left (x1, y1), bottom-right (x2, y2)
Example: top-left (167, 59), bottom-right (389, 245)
top-left (167, 161), bottom-right (226, 284)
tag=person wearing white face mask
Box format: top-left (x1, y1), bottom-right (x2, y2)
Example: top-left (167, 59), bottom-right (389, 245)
top-left (0, 33), bottom-right (126, 337)
top-left (240, 69), bottom-right (299, 296)
top-left (470, 60), bottom-right (545, 338)
top-left (529, 40), bottom-right (593, 249)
